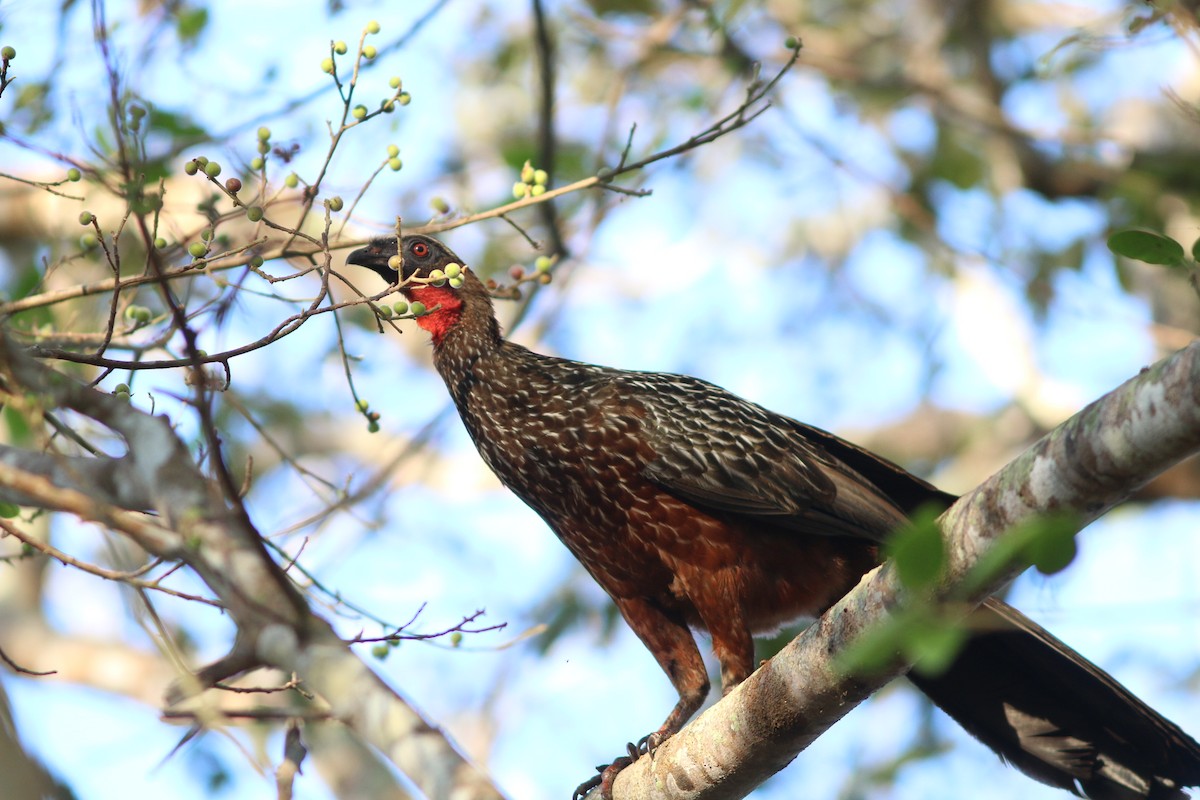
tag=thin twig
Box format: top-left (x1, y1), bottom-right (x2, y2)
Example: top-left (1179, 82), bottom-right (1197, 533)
top-left (0, 645), bottom-right (56, 676)
top-left (0, 518), bottom-right (224, 607)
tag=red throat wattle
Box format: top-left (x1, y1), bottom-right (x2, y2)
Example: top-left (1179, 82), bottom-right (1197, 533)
top-left (404, 285), bottom-right (464, 346)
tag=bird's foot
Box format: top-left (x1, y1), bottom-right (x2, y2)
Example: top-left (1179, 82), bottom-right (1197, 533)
top-left (572, 736), bottom-right (664, 800)
top-left (634, 731), bottom-right (664, 756)
top-left (571, 757), bottom-right (629, 800)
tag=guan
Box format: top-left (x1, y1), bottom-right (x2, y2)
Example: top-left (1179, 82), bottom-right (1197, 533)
top-left (349, 234), bottom-right (1200, 799)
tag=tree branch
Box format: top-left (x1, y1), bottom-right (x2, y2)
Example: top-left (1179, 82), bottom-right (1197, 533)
top-left (606, 340), bottom-right (1200, 798)
top-left (0, 445), bottom-right (154, 510)
top-left (0, 339), bottom-right (505, 800)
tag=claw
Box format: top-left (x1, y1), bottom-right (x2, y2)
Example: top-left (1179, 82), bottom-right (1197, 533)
top-left (573, 730), bottom-right (674, 799)
top-left (572, 771), bottom-right (602, 800)
top-left (572, 754), bottom-right (633, 800)
top-left (635, 731), bottom-right (664, 756)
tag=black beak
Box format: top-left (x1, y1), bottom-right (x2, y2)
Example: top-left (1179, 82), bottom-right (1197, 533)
top-left (347, 238), bottom-right (400, 285)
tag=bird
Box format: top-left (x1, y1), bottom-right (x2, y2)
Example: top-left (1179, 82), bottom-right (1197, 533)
top-left (348, 234), bottom-right (1200, 800)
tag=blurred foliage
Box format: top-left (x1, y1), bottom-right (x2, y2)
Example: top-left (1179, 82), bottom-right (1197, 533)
top-left (885, 504), bottom-right (949, 591)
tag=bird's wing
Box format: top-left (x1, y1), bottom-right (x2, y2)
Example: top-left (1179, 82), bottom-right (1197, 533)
top-left (618, 373), bottom-right (953, 542)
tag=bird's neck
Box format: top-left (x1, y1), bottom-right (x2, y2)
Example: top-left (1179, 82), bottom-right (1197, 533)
top-left (404, 270), bottom-right (502, 371)
top-left (405, 284), bottom-right (466, 346)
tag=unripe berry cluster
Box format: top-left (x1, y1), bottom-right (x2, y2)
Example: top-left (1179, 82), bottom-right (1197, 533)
top-left (127, 104), bottom-right (146, 132)
top-left (379, 300), bottom-right (429, 318)
top-left (356, 397), bottom-right (383, 433)
top-left (183, 155), bottom-right (222, 178)
top-left (512, 255), bottom-right (555, 284)
top-left (485, 253), bottom-right (556, 298)
top-left (512, 160), bottom-right (549, 199)
top-left (250, 126), bottom-right (271, 170)
top-left (323, 22), bottom-right (379, 75)
top-left (321, 24), bottom-right (409, 116)
top-left (379, 79), bottom-right (410, 114)
top-left (180, 143), bottom-right (280, 242)
top-left (419, 261), bottom-right (465, 289)
top-left (124, 305), bottom-right (152, 325)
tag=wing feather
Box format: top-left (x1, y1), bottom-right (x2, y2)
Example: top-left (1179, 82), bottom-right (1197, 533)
top-left (611, 372), bottom-right (953, 542)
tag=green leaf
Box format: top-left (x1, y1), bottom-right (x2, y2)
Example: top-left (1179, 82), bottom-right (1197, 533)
top-left (1021, 514), bottom-right (1079, 575)
top-left (906, 616), bottom-right (968, 677)
top-left (1192, 237), bottom-right (1200, 263)
top-left (884, 504), bottom-right (946, 590)
top-left (1107, 229), bottom-right (1185, 266)
top-left (147, 108), bottom-right (208, 141)
top-left (13, 80), bottom-right (53, 132)
top-left (0, 502), bottom-right (20, 518)
top-left (929, 128), bottom-right (984, 189)
top-left (836, 614), bottom-right (911, 677)
top-left (961, 512), bottom-right (1081, 594)
top-left (3, 404), bottom-right (32, 447)
top-left (176, 7), bottom-right (209, 45)
top-left (959, 530), bottom-right (1027, 597)
top-left (839, 607), bottom-right (967, 678)
top-left (583, 0), bottom-right (660, 16)
top-left (1127, 11), bottom-right (1164, 35)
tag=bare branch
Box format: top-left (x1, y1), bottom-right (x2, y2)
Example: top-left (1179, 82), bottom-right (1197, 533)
top-left (0, 519), bottom-right (221, 607)
top-left (0, 644), bottom-right (56, 676)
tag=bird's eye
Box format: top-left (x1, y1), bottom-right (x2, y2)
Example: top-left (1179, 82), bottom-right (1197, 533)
top-left (410, 242), bottom-right (430, 258)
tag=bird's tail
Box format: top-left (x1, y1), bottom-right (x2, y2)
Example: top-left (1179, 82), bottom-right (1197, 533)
top-left (908, 598), bottom-right (1200, 800)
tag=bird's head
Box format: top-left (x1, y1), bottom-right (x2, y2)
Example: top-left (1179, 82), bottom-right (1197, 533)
top-left (347, 234), bottom-right (491, 347)
top-left (346, 234), bottom-right (465, 286)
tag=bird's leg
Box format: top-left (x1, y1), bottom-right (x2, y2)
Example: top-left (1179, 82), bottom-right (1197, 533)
top-left (573, 596), bottom-right (709, 799)
top-left (576, 577), bottom-right (756, 799)
top-left (619, 596), bottom-right (711, 748)
top-left (697, 594), bottom-right (755, 696)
